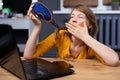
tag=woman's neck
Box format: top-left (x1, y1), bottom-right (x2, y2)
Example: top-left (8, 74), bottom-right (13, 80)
top-left (70, 35), bottom-right (85, 58)
top-left (71, 35), bottom-right (85, 47)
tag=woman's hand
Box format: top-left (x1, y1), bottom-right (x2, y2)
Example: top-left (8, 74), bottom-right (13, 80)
top-left (27, 4), bottom-right (42, 27)
top-left (65, 21), bottom-right (89, 40)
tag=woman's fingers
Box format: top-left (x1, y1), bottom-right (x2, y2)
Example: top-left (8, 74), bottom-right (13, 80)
top-left (65, 23), bottom-right (77, 33)
top-left (65, 21), bottom-right (89, 37)
top-left (27, 4), bottom-right (37, 19)
top-left (27, 4), bottom-right (34, 16)
top-left (66, 23), bottom-right (77, 30)
top-left (27, 4), bottom-right (42, 26)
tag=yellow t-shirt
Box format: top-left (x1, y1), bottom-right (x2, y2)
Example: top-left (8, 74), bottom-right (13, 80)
top-left (33, 30), bottom-right (105, 64)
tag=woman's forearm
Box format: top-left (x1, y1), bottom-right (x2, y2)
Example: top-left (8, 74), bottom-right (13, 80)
top-left (82, 35), bottom-right (119, 66)
top-left (24, 26), bottom-right (41, 59)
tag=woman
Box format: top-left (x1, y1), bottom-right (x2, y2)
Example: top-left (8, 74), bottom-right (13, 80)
top-left (24, 4), bottom-right (119, 66)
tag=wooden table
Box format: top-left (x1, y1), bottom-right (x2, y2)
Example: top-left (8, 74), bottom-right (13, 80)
top-left (0, 58), bottom-right (120, 80)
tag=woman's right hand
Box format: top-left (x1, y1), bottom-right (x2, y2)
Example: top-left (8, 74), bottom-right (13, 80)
top-left (27, 4), bottom-right (42, 27)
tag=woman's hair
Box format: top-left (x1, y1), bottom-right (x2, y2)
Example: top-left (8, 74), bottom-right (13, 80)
top-left (72, 5), bottom-right (98, 37)
top-left (54, 5), bottom-right (98, 38)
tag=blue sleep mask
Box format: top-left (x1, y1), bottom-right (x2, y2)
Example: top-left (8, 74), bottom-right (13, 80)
top-left (32, 2), bottom-right (59, 28)
top-left (32, 2), bottom-right (52, 22)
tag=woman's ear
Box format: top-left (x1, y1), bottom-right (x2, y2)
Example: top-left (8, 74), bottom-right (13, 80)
top-left (88, 25), bottom-right (92, 29)
top-left (86, 20), bottom-right (91, 29)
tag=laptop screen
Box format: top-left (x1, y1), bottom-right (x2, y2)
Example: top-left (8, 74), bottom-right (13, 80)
top-left (0, 24), bottom-right (26, 80)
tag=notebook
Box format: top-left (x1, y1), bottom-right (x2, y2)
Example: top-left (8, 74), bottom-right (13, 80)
top-left (0, 24), bottom-right (74, 80)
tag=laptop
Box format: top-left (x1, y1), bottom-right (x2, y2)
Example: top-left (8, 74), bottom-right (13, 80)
top-left (0, 24), bottom-right (74, 80)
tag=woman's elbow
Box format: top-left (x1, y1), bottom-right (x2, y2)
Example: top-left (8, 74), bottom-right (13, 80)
top-left (23, 54), bottom-right (33, 60)
top-left (106, 57), bottom-right (119, 66)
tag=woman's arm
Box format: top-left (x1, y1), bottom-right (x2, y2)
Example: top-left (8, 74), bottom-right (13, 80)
top-left (24, 4), bottom-right (42, 59)
top-left (66, 22), bottom-right (119, 66)
top-left (83, 35), bottom-right (119, 66)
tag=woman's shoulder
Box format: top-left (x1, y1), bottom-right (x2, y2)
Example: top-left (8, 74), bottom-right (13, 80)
top-left (59, 29), bottom-right (69, 34)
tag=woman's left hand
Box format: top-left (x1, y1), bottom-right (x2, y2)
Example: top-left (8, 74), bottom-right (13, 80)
top-left (65, 21), bottom-right (89, 40)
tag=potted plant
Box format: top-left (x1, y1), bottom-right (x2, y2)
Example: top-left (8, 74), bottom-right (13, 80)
top-left (111, 0), bottom-right (120, 10)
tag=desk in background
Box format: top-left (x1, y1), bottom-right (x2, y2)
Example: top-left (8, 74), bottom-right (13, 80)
top-left (0, 17), bottom-right (34, 53)
top-left (0, 58), bottom-right (120, 80)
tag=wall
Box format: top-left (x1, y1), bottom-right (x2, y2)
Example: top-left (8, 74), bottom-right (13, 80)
top-left (53, 0), bottom-right (111, 13)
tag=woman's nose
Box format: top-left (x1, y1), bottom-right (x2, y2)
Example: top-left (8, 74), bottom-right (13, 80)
top-left (71, 18), bottom-right (77, 23)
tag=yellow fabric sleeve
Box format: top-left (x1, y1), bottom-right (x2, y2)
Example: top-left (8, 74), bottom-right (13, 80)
top-left (33, 33), bottom-right (56, 58)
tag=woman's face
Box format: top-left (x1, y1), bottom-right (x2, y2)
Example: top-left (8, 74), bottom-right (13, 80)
top-left (69, 9), bottom-right (88, 27)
